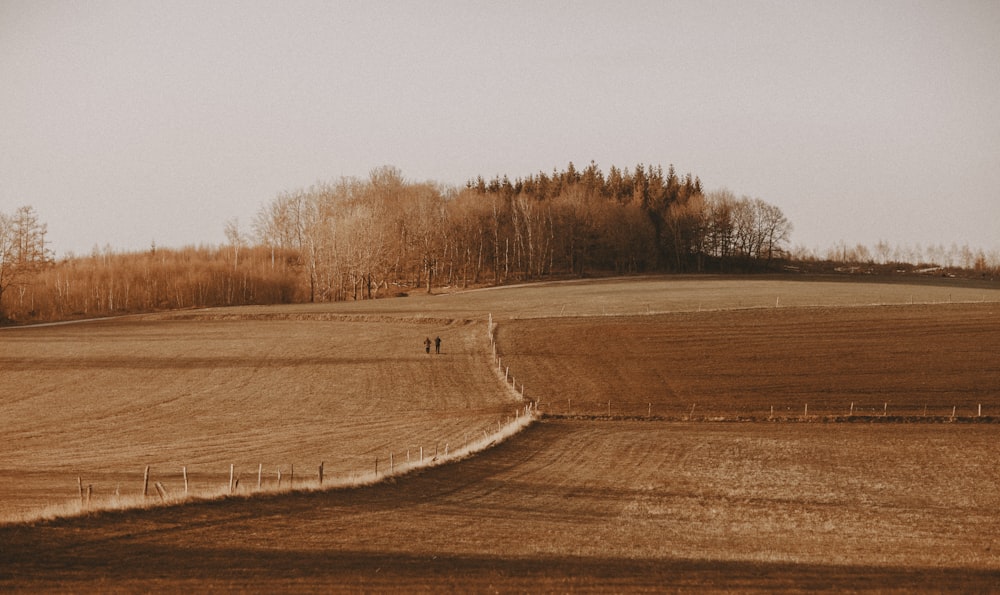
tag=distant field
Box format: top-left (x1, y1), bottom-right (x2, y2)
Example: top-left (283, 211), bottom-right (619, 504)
top-left (501, 302), bottom-right (1000, 418)
top-left (2, 275), bottom-right (999, 591)
top-left (169, 273), bottom-right (1000, 321)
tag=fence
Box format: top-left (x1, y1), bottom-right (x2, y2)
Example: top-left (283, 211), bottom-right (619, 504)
top-left (526, 397), bottom-right (995, 423)
top-left (487, 312), bottom-right (994, 423)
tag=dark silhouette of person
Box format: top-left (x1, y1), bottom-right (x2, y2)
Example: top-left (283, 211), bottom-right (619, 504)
top-left (424, 337), bottom-right (432, 354)
top-left (435, 336), bottom-right (441, 354)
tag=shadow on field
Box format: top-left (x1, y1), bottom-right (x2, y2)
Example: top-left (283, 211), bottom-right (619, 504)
top-left (3, 528), bottom-right (998, 592)
top-left (2, 541), bottom-right (998, 592)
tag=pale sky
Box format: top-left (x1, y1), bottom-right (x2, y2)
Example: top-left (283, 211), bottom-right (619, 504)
top-left (2, 0), bottom-right (998, 258)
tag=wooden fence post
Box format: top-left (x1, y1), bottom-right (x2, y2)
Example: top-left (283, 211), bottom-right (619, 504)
top-left (318, 462), bottom-right (324, 485)
top-left (183, 466), bottom-right (189, 496)
top-left (229, 464), bottom-right (235, 493)
top-left (143, 465), bottom-right (150, 498)
top-left (258, 463), bottom-right (263, 490)
top-left (78, 477), bottom-right (84, 504)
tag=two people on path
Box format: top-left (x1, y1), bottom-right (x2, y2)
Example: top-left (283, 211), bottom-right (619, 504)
top-left (424, 336), bottom-right (442, 354)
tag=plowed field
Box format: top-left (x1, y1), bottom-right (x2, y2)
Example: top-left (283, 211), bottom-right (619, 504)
top-left (0, 316), bottom-right (519, 520)
top-left (2, 276), bottom-right (999, 592)
top-left (2, 420), bottom-right (998, 592)
top-left (500, 303), bottom-right (1000, 418)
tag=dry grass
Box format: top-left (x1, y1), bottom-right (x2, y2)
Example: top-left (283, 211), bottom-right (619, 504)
top-left (6, 409), bottom-right (537, 526)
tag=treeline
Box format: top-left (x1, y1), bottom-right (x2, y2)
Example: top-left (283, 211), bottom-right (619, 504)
top-left (465, 163), bottom-right (792, 275)
top-left (22, 161), bottom-right (1000, 323)
top-left (794, 240), bottom-right (1000, 273)
top-left (1, 163), bottom-right (797, 321)
top-left (250, 163), bottom-right (793, 304)
top-left (2, 244), bottom-right (300, 322)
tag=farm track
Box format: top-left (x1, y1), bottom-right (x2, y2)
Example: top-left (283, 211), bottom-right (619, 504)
top-left (2, 277), bottom-right (1000, 591)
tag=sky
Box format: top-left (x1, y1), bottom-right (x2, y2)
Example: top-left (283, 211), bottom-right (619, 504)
top-left (2, 0), bottom-right (998, 258)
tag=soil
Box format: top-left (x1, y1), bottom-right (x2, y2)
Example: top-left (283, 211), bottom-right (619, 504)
top-left (2, 277), bottom-right (999, 592)
top-left (0, 317), bottom-right (518, 519)
top-left (2, 420), bottom-right (998, 592)
top-left (500, 303), bottom-right (1000, 419)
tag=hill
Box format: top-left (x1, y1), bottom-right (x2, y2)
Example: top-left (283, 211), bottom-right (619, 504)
top-left (2, 276), bottom-right (999, 591)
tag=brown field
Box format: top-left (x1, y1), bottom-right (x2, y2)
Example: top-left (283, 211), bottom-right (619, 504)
top-left (2, 421), bottom-right (998, 592)
top-left (0, 316), bottom-right (520, 520)
top-left (501, 303), bottom-right (1000, 419)
top-left (2, 276), bottom-right (1000, 592)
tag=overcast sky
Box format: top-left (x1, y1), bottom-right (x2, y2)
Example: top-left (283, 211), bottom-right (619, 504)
top-left (2, 0), bottom-right (998, 258)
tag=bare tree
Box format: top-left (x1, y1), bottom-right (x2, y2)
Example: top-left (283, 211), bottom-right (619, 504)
top-left (704, 190), bottom-right (737, 270)
top-left (224, 217), bottom-right (245, 270)
top-left (0, 206), bottom-right (52, 320)
top-left (755, 200), bottom-right (792, 266)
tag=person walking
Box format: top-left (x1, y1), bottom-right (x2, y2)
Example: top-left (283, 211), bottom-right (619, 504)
top-left (434, 336), bottom-right (441, 354)
top-left (424, 337), bottom-right (432, 354)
